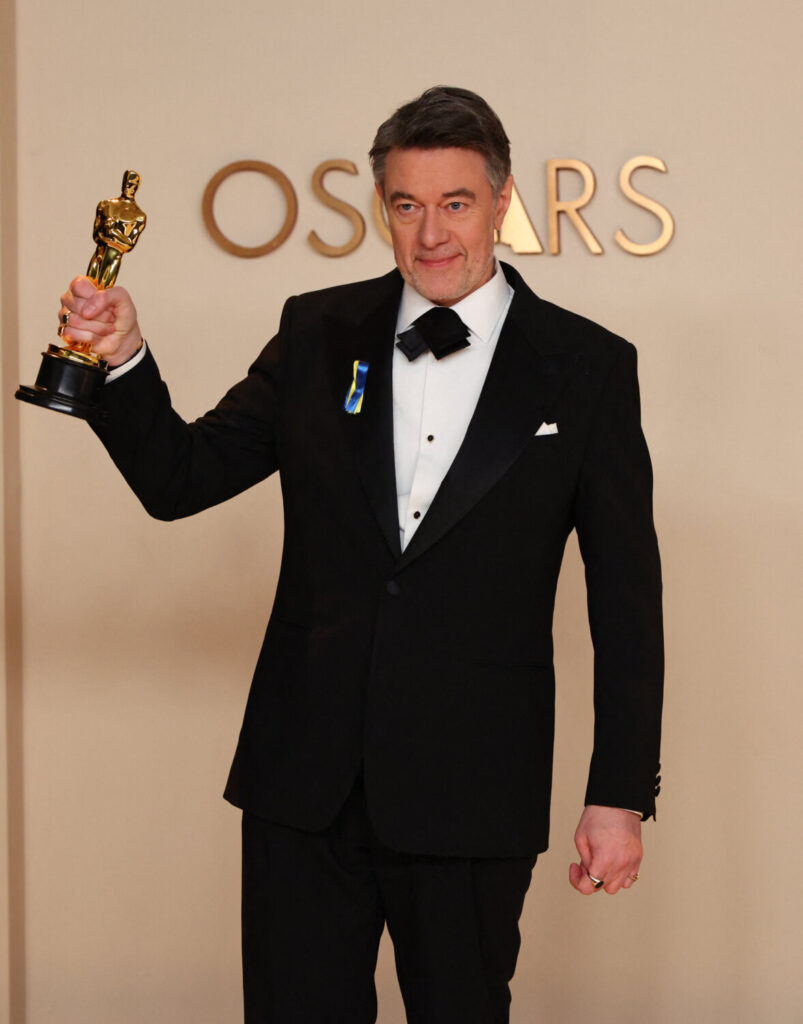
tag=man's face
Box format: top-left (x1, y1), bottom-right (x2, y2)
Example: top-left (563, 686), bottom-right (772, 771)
top-left (378, 147), bottom-right (512, 306)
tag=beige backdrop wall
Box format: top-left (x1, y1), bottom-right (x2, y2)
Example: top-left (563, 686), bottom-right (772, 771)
top-left (3, 1), bottom-right (802, 1022)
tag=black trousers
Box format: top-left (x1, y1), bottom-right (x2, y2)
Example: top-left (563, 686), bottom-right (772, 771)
top-left (241, 773), bottom-right (536, 1024)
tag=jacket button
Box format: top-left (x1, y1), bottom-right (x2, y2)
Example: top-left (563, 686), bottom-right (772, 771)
top-left (386, 580), bottom-right (401, 597)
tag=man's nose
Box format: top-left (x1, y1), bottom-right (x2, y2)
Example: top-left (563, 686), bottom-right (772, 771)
top-left (418, 208), bottom-right (449, 249)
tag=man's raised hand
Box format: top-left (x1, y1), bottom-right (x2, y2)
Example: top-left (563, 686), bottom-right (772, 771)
top-left (59, 276), bottom-right (142, 367)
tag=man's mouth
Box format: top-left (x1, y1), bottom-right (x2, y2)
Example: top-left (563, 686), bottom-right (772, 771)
top-left (415, 254), bottom-right (459, 269)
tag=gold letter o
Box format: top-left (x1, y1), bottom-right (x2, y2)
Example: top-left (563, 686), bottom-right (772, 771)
top-left (202, 160), bottom-right (298, 258)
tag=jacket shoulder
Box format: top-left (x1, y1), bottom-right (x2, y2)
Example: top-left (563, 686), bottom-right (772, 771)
top-left (501, 261), bottom-right (634, 360)
top-left (288, 269), bottom-right (403, 323)
top-left (540, 298), bottom-right (635, 363)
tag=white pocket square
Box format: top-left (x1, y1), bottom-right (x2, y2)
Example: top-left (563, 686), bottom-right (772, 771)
top-left (535, 421), bottom-right (558, 436)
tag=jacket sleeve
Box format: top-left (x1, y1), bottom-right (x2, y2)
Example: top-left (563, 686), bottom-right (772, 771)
top-left (574, 341), bottom-right (664, 819)
top-left (90, 296), bottom-right (295, 521)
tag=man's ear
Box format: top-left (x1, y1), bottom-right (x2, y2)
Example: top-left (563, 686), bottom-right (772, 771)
top-left (374, 182), bottom-right (385, 203)
top-left (494, 175), bottom-right (514, 231)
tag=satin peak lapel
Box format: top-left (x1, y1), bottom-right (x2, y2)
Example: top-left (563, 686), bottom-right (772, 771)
top-left (325, 275), bottom-right (403, 560)
top-left (397, 285), bottom-right (577, 571)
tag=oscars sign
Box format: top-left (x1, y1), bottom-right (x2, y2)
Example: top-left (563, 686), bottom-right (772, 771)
top-left (15, 170), bottom-right (147, 422)
top-left (202, 156), bottom-right (675, 260)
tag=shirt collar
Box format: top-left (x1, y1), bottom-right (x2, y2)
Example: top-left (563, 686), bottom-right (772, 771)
top-left (395, 260), bottom-right (514, 345)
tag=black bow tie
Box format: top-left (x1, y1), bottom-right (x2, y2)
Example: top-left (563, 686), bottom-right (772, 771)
top-left (396, 306), bottom-right (471, 361)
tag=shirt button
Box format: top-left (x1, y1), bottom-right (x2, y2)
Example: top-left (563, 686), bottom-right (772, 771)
top-left (427, 434), bottom-right (434, 442)
top-left (386, 580), bottom-right (401, 597)
top-left (413, 511), bottom-right (421, 519)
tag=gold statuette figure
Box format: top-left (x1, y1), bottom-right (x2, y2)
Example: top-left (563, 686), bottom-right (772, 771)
top-left (87, 170), bottom-right (147, 289)
top-left (16, 170), bottom-right (148, 420)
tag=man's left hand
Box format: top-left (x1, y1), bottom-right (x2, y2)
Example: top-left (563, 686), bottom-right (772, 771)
top-left (569, 805), bottom-right (642, 895)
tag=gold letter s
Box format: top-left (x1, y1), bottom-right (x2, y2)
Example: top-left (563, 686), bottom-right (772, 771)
top-left (308, 160), bottom-right (366, 257)
top-left (615, 156), bottom-right (675, 256)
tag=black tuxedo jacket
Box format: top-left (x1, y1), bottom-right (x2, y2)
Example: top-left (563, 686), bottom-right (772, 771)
top-left (93, 261), bottom-right (663, 858)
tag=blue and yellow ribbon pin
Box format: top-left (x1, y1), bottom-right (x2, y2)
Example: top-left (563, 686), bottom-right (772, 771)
top-left (344, 360), bottom-right (369, 414)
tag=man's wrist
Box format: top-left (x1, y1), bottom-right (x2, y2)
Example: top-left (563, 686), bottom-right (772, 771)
top-left (106, 340), bottom-right (147, 383)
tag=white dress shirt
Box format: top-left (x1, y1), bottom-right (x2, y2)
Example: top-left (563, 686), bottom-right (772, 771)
top-left (392, 263), bottom-right (514, 551)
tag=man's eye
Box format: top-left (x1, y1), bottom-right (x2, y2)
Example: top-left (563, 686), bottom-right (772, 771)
top-left (447, 201), bottom-right (465, 211)
top-left (397, 203), bottom-right (415, 213)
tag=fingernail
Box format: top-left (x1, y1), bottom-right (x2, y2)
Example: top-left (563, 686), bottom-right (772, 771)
top-left (84, 304), bottom-right (95, 316)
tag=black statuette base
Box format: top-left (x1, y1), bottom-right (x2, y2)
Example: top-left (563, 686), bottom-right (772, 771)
top-left (16, 345), bottom-right (108, 422)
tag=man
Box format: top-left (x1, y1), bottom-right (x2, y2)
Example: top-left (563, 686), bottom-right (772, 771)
top-left (59, 86), bottom-right (663, 1024)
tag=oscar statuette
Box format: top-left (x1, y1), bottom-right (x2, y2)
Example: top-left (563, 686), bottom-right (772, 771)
top-left (15, 170), bottom-right (147, 422)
